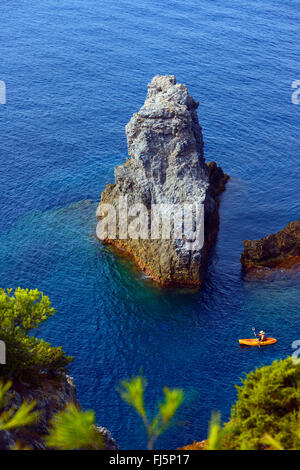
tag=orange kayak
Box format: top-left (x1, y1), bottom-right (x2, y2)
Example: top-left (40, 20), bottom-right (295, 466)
top-left (239, 338), bottom-right (277, 346)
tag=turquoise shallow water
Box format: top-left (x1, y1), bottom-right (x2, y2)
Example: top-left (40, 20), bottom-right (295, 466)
top-left (0, 0), bottom-right (299, 449)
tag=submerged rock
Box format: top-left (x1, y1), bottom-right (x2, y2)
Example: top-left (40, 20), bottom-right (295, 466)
top-left (97, 75), bottom-right (228, 286)
top-left (241, 219), bottom-right (300, 273)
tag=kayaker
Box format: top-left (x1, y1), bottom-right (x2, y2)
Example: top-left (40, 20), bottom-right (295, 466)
top-left (257, 330), bottom-right (266, 342)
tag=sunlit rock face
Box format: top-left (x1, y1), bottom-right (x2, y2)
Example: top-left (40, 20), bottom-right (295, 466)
top-left (97, 75), bottom-right (228, 286)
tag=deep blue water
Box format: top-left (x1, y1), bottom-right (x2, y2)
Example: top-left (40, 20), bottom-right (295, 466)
top-left (0, 0), bottom-right (299, 449)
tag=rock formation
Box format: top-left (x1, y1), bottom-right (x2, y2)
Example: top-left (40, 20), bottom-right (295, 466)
top-left (0, 375), bottom-right (117, 450)
top-left (97, 75), bottom-right (228, 286)
top-left (241, 219), bottom-right (300, 273)
top-left (178, 439), bottom-right (208, 450)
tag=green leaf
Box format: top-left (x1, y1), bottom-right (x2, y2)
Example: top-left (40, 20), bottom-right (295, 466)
top-left (207, 412), bottom-right (223, 450)
top-left (45, 403), bottom-right (104, 450)
top-left (0, 380), bottom-right (39, 431)
top-left (119, 376), bottom-right (147, 418)
top-left (261, 434), bottom-right (284, 450)
top-left (119, 376), bottom-right (184, 450)
top-left (158, 387), bottom-right (183, 426)
top-left (1, 400), bottom-right (39, 430)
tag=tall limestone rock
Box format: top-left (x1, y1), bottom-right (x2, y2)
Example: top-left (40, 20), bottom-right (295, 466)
top-left (97, 75), bottom-right (228, 286)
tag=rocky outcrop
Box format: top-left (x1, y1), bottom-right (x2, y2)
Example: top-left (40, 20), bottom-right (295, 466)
top-left (97, 75), bottom-right (228, 286)
top-left (241, 219), bottom-right (300, 273)
top-left (206, 161), bottom-right (229, 197)
top-left (0, 375), bottom-right (117, 450)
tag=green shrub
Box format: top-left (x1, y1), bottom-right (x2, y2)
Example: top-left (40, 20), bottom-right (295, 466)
top-left (223, 357), bottom-right (300, 450)
top-left (0, 288), bottom-right (72, 383)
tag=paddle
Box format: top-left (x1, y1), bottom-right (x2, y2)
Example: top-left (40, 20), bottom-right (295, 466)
top-left (252, 327), bottom-right (260, 348)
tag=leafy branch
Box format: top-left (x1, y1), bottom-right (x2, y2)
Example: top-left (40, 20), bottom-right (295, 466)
top-left (119, 376), bottom-right (183, 450)
top-left (0, 380), bottom-right (39, 432)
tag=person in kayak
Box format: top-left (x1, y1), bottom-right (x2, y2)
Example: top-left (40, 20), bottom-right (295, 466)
top-left (257, 330), bottom-right (266, 342)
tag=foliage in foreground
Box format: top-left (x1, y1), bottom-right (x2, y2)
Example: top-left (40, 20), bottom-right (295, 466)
top-left (1, 357), bottom-right (300, 450)
top-left (0, 380), bottom-right (39, 432)
top-left (0, 288), bottom-right (72, 382)
top-left (1, 288), bottom-right (299, 451)
top-left (222, 357), bottom-right (300, 450)
top-left (119, 376), bottom-right (183, 450)
top-left (0, 380), bottom-right (103, 450)
top-left (45, 403), bottom-right (104, 450)
top-left (180, 357), bottom-right (300, 451)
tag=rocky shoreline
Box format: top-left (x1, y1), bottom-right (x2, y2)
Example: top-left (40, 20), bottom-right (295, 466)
top-left (0, 375), bottom-right (117, 450)
top-left (97, 75), bottom-right (228, 287)
top-left (241, 219), bottom-right (300, 274)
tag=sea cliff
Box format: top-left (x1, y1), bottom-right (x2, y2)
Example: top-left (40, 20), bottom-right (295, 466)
top-left (0, 375), bottom-right (117, 450)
